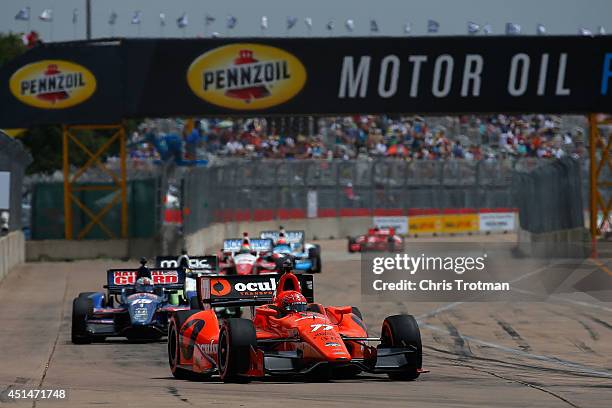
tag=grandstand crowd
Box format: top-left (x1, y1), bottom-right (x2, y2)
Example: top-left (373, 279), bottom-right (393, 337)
top-left (129, 115), bottom-right (587, 163)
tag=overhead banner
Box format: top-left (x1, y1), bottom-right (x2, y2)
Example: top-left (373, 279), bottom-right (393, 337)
top-left (2, 36), bottom-right (612, 126)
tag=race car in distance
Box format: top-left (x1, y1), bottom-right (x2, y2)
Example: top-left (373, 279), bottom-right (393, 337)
top-left (260, 229), bottom-right (322, 273)
top-left (348, 227), bottom-right (403, 253)
top-left (71, 263), bottom-right (189, 343)
top-left (218, 238), bottom-right (278, 275)
top-left (167, 268), bottom-right (424, 382)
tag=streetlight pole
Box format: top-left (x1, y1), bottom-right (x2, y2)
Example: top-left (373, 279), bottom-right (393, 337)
top-left (86, 0), bottom-right (91, 40)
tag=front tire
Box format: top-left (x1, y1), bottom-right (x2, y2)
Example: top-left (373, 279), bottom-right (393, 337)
top-left (381, 314), bottom-right (422, 381)
top-left (168, 310), bottom-right (209, 380)
top-left (71, 295), bottom-right (93, 344)
top-left (218, 318), bottom-right (257, 383)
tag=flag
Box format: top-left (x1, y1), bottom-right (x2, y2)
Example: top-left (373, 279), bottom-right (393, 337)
top-left (261, 16), bottom-right (268, 30)
top-left (177, 13), bottom-right (188, 28)
top-left (227, 15), bottom-right (237, 29)
top-left (427, 19), bottom-right (439, 33)
top-left (345, 19), bottom-right (354, 32)
top-left (39, 9), bottom-right (53, 22)
top-left (109, 11), bottom-right (118, 26)
top-left (287, 16), bottom-right (298, 30)
top-left (505, 22), bottom-right (521, 35)
top-left (15, 7), bottom-right (30, 21)
top-left (131, 11), bottom-right (142, 25)
top-left (482, 23), bottom-right (492, 34)
top-left (304, 17), bottom-right (313, 30)
top-left (579, 27), bottom-right (592, 36)
top-left (598, 25), bottom-right (606, 35)
top-left (403, 22), bottom-right (412, 34)
top-left (205, 14), bottom-right (215, 25)
top-left (467, 21), bottom-right (479, 34)
top-left (370, 19), bottom-right (379, 33)
top-left (536, 23), bottom-right (546, 35)
top-left (160, 13), bottom-right (166, 26)
top-left (72, 9), bottom-right (79, 25)
top-left (326, 19), bottom-right (335, 31)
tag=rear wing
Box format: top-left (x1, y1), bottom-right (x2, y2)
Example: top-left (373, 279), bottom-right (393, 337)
top-left (369, 227), bottom-right (395, 236)
top-left (155, 255), bottom-right (218, 273)
top-left (260, 230), bottom-right (305, 250)
top-left (105, 269), bottom-right (186, 294)
top-left (223, 238), bottom-right (272, 254)
top-left (197, 274), bottom-right (314, 307)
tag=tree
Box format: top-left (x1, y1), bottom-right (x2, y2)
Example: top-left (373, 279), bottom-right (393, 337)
top-left (0, 32), bottom-right (26, 68)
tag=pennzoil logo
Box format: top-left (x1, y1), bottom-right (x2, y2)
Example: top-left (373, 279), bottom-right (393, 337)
top-left (187, 43), bottom-right (306, 110)
top-left (9, 60), bottom-right (96, 109)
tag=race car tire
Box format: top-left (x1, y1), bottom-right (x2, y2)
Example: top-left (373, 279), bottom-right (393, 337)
top-left (381, 314), bottom-right (422, 381)
top-left (218, 318), bottom-right (257, 383)
top-left (308, 248), bottom-right (323, 273)
top-left (348, 238), bottom-right (356, 253)
top-left (168, 310), bottom-right (210, 380)
top-left (71, 296), bottom-right (93, 344)
top-left (351, 306), bottom-right (364, 321)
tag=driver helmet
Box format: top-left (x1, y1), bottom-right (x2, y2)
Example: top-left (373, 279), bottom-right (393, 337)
top-left (135, 277), bottom-right (154, 293)
top-left (277, 232), bottom-right (287, 245)
top-left (239, 243), bottom-right (251, 254)
top-left (276, 290), bottom-right (308, 313)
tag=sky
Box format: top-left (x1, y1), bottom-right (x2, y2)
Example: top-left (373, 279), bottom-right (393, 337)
top-left (1, 0), bottom-right (612, 42)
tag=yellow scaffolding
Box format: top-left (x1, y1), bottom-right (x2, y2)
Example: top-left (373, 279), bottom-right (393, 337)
top-left (62, 124), bottom-right (128, 240)
top-left (588, 114), bottom-right (612, 250)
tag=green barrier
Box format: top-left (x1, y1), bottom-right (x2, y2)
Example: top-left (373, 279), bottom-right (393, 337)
top-left (31, 179), bottom-right (160, 239)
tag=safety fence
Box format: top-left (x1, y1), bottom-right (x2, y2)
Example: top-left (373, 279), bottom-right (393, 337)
top-left (181, 159), bottom-right (539, 235)
top-left (31, 178), bottom-right (161, 240)
top-left (514, 157), bottom-right (584, 234)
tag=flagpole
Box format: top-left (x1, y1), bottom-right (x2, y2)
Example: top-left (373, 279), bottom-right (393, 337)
top-left (86, 0), bottom-right (91, 39)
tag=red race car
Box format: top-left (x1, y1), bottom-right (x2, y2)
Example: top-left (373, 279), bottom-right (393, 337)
top-left (348, 227), bottom-right (404, 253)
top-left (218, 238), bottom-right (278, 275)
top-left (167, 268), bottom-right (425, 382)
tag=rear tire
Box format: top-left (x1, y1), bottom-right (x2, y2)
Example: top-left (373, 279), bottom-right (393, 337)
top-left (168, 310), bottom-right (209, 380)
top-left (71, 295), bottom-right (93, 344)
top-left (348, 238), bottom-right (356, 253)
top-left (218, 318), bottom-right (257, 383)
top-left (308, 248), bottom-right (323, 273)
top-left (381, 314), bottom-right (422, 381)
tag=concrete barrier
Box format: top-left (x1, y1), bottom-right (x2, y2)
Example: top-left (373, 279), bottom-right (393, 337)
top-left (185, 217), bottom-right (372, 254)
top-left (517, 227), bottom-right (590, 258)
top-left (0, 231), bottom-right (25, 282)
top-left (26, 238), bottom-right (158, 262)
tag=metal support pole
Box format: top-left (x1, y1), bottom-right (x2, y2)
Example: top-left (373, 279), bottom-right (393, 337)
top-left (120, 126), bottom-right (128, 238)
top-left (63, 126), bottom-right (73, 239)
top-left (588, 113), bottom-right (599, 257)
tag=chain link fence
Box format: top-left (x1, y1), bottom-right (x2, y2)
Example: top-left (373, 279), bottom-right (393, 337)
top-left (182, 158), bottom-right (531, 234)
top-left (514, 157), bottom-right (584, 233)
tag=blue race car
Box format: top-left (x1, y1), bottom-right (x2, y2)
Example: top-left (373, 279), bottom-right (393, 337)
top-left (260, 229), bottom-right (322, 273)
top-left (71, 264), bottom-right (189, 343)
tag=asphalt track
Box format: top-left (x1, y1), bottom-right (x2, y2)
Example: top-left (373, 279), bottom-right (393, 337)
top-left (0, 236), bottom-right (611, 408)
